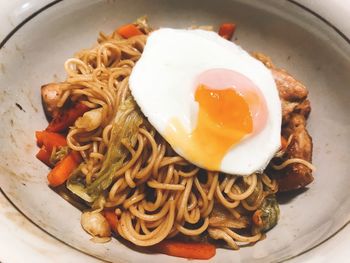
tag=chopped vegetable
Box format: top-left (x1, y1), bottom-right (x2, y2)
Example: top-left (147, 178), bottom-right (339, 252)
top-left (117, 24), bottom-right (143, 38)
top-left (67, 97), bottom-right (143, 202)
top-left (46, 103), bottom-right (90, 132)
top-left (36, 146), bottom-right (51, 167)
top-left (50, 146), bottom-right (69, 166)
top-left (75, 107), bottom-right (103, 132)
top-left (35, 131), bottom-right (67, 151)
top-left (35, 131), bottom-right (67, 166)
top-left (47, 151), bottom-right (82, 187)
top-left (218, 23), bottom-right (236, 40)
top-left (103, 210), bottom-right (118, 232)
top-left (209, 204), bottom-right (248, 229)
top-left (252, 195), bottom-right (280, 232)
top-left (153, 241), bottom-right (216, 260)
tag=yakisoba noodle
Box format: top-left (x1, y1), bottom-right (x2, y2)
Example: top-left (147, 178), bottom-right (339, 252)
top-left (38, 20), bottom-right (313, 253)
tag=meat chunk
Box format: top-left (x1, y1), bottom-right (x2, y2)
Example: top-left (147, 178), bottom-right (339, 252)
top-left (278, 114), bottom-right (314, 191)
top-left (271, 68), bottom-right (308, 102)
top-left (281, 99), bottom-right (311, 125)
top-left (251, 52), bottom-right (275, 69)
top-left (294, 99), bottom-right (311, 119)
top-left (81, 211), bottom-right (111, 238)
top-left (281, 100), bottom-right (299, 125)
top-left (253, 53), bottom-right (310, 124)
top-left (272, 68), bottom-right (309, 125)
top-left (41, 83), bottom-right (68, 117)
top-left (253, 53), bottom-right (314, 192)
top-left (283, 114), bottom-right (313, 161)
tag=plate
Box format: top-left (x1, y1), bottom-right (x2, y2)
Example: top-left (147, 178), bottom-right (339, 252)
top-left (0, 0), bottom-right (350, 262)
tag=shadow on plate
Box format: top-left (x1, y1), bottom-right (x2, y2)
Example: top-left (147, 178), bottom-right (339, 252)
top-left (277, 187), bottom-right (310, 205)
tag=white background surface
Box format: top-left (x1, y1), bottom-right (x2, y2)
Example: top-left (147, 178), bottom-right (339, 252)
top-left (0, 0), bottom-right (349, 262)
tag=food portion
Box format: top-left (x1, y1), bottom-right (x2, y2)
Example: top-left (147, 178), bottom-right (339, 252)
top-left (129, 28), bottom-right (281, 175)
top-left (35, 18), bottom-right (314, 259)
top-left (252, 52), bottom-right (314, 191)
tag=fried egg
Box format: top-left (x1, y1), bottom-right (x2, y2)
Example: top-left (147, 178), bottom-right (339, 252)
top-left (129, 28), bottom-right (281, 176)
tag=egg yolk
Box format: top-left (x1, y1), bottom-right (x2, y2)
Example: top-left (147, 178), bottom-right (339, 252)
top-left (165, 69), bottom-right (268, 171)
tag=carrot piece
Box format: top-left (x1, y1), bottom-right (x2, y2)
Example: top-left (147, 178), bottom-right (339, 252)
top-left (46, 103), bottom-right (90, 132)
top-left (252, 210), bottom-right (263, 227)
top-left (36, 146), bottom-right (52, 167)
top-left (153, 241), bottom-right (216, 260)
top-left (103, 210), bottom-right (119, 232)
top-left (218, 23), bottom-right (236, 40)
top-left (117, 24), bottom-right (143, 38)
top-left (47, 151), bottom-right (81, 187)
top-left (35, 131), bottom-right (67, 151)
top-left (281, 136), bottom-right (288, 151)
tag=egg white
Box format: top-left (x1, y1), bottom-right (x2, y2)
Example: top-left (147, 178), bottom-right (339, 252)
top-left (129, 28), bottom-right (281, 175)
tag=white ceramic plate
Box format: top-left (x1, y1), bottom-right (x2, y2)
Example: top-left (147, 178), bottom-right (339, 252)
top-left (1, 0), bottom-right (350, 262)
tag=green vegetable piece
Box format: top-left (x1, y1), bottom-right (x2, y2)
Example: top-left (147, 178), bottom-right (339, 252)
top-left (253, 195), bottom-right (280, 232)
top-left (67, 96), bottom-right (143, 203)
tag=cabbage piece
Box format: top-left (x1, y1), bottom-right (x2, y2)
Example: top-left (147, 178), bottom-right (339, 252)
top-left (49, 146), bottom-right (69, 166)
top-left (67, 96), bottom-right (143, 203)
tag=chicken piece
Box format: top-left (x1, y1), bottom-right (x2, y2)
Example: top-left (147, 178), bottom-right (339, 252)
top-left (253, 53), bottom-right (310, 124)
top-left (272, 68), bottom-right (308, 102)
top-left (280, 99), bottom-right (311, 125)
top-left (273, 68), bottom-right (309, 124)
top-left (281, 100), bottom-right (299, 124)
top-left (81, 211), bottom-right (111, 238)
top-left (253, 53), bottom-right (308, 102)
top-left (294, 99), bottom-right (311, 119)
top-left (209, 204), bottom-right (248, 229)
top-left (251, 52), bottom-right (275, 69)
top-left (253, 53), bottom-right (313, 192)
top-left (41, 83), bottom-right (68, 117)
top-left (278, 114), bottom-right (314, 191)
